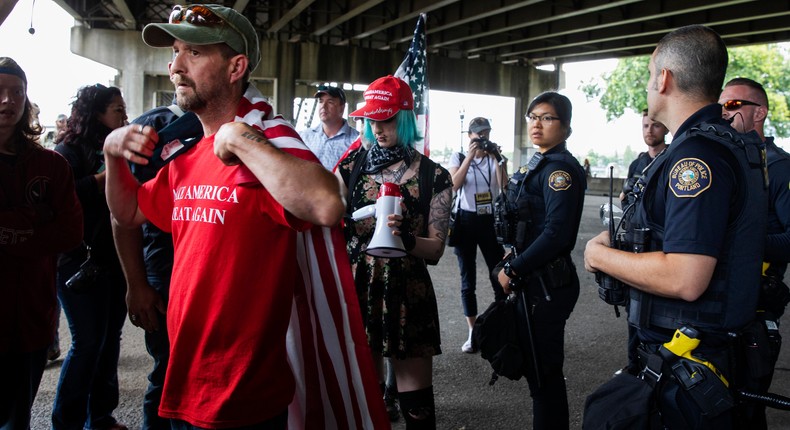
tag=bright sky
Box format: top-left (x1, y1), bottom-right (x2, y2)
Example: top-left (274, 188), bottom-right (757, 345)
top-left (0, 0), bottom-right (118, 127)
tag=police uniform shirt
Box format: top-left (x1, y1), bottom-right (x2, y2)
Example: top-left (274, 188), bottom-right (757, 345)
top-left (639, 104), bottom-right (739, 258)
top-left (627, 151), bottom-right (653, 180)
top-left (634, 104), bottom-right (747, 343)
top-left (509, 142), bottom-right (585, 274)
top-left (765, 137), bottom-right (790, 271)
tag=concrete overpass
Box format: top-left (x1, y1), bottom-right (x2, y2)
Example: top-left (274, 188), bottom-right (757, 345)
top-left (6, 0), bottom-right (788, 164)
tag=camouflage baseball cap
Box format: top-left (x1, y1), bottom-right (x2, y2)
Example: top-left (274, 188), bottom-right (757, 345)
top-left (142, 4), bottom-right (260, 72)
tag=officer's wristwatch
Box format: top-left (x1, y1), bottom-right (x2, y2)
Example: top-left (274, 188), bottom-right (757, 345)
top-left (503, 261), bottom-right (517, 278)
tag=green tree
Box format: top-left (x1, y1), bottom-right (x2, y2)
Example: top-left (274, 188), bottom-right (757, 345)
top-left (580, 44), bottom-right (790, 137)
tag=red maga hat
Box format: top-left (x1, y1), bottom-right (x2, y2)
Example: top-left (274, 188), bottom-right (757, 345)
top-left (350, 75), bottom-right (413, 121)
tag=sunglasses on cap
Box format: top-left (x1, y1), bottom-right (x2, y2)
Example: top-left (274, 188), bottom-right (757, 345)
top-left (169, 5), bottom-right (224, 25)
top-left (167, 5), bottom-right (248, 59)
top-left (722, 99), bottom-right (760, 111)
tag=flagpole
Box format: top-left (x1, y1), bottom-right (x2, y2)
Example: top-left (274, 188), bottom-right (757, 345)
top-left (395, 13), bottom-right (429, 156)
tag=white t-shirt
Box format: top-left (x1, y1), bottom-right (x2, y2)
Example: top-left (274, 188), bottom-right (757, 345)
top-left (449, 152), bottom-right (501, 212)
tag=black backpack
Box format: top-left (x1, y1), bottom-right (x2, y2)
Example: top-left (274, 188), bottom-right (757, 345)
top-left (472, 296), bottom-right (526, 383)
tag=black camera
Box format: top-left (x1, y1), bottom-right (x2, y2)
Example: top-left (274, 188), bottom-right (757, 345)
top-left (65, 257), bottom-right (102, 294)
top-left (472, 138), bottom-right (503, 163)
top-left (474, 137), bottom-right (496, 153)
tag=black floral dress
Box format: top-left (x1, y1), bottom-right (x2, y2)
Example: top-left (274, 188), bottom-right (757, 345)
top-left (339, 149), bottom-right (452, 359)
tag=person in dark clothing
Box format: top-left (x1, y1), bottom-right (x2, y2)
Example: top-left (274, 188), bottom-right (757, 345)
top-left (0, 56), bottom-right (83, 430)
top-left (619, 109), bottom-right (668, 205)
top-left (719, 77), bottom-right (790, 430)
top-left (496, 91), bottom-right (585, 430)
top-left (585, 25), bottom-right (767, 429)
top-left (53, 83), bottom-right (129, 430)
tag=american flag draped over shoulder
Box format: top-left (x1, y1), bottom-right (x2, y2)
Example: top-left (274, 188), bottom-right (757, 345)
top-left (234, 85), bottom-right (390, 430)
top-left (395, 13), bottom-right (430, 157)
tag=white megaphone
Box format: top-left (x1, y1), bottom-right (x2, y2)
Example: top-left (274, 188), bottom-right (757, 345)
top-left (351, 182), bottom-right (407, 258)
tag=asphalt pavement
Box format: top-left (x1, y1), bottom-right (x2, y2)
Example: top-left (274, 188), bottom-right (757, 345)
top-left (31, 194), bottom-right (790, 429)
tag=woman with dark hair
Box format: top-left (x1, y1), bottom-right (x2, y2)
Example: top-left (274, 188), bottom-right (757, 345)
top-left (0, 57), bottom-right (83, 430)
top-left (53, 84), bottom-right (129, 430)
top-left (336, 75), bottom-right (452, 429)
top-left (495, 91), bottom-right (585, 430)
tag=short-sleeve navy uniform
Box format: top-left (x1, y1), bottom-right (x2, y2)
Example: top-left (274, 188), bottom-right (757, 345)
top-left (630, 103), bottom-right (769, 430)
top-left (634, 104), bottom-right (747, 346)
top-left (628, 151), bottom-right (653, 180)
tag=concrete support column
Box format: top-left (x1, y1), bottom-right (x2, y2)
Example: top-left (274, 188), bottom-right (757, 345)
top-left (71, 26), bottom-right (165, 119)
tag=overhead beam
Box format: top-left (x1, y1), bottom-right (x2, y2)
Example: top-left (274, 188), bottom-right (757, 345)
top-left (469, 0), bottom-right (757, 55)
top-left (51, 0), bottom-right (80, 20)
top-left (500, 10), bottom-right (790, 59)
top-left (431, 0), bottom-right (643, 49)
top-left (267, 0), bottom-right (316, 33)
top-left (350, 0), bottom-right (459, 41)
top-left (0, 0), bottom-right (19, 27)
top-left (529, 25), bottom-right (790, 64)
top-left (392, 0), bottom-right (545, 44)
top-left (110, 0), bottom-right (135, 29)
top-left (313, 0), bottom-right (385, 36)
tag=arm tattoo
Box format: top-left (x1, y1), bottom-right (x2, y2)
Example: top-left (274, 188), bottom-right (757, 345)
top-left (241, 131), bottom-right (269, 145)
top-left (429, 187), bottom-right (452, 241)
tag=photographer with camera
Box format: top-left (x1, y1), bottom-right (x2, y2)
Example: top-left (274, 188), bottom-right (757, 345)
top-left (448, 117), bottom-right (508, 354)
top-left (494, 92), bottom-right (585, 430)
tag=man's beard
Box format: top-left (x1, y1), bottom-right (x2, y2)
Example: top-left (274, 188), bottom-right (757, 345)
top-left (176, 88), bottom-right (207, 112)
top-left (173, 76), bottom-right (207, 112)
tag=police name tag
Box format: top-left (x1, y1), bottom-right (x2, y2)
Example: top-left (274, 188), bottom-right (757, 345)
top-left (475, 191), bottom-right (493, 215)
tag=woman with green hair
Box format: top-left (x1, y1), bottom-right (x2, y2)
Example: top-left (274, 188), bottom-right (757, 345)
top-left (336, 75), bottom-right (452, 429)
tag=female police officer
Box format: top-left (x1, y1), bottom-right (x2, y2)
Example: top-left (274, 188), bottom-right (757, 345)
top-left (496, 91), bottom-right (585, 430)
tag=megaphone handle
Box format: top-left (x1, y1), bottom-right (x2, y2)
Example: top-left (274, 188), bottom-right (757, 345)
top-left (351, 204), bottom-right (376, 221)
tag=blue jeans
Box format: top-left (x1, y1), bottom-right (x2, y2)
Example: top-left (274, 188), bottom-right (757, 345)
top-left (52, 260), bottom-right (127, 430)
top-left (170, 411), bottom-right (287, 430)
top-left (0, 348), bottom-right (47, 430)
top-left (142, 280), bottom-right (171, 430)
top-left (452, 211), bottom-right (506, 317)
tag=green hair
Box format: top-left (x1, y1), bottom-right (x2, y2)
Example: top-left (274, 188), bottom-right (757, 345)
top-left (362, 110), bottom-right (423, 149)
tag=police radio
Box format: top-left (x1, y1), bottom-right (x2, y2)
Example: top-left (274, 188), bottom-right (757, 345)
top-left (493, 191), bottom-right (518, 247)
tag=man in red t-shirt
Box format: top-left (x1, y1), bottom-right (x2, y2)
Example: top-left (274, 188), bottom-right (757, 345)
top-left (103, 5), bottom-right (349, 429)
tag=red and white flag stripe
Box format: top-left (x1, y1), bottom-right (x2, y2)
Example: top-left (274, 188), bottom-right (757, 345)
top-left (235, 85), bottom-right (390, 430)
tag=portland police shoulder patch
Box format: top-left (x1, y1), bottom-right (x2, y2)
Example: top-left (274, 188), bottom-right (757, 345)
top-left (669, 158), bottom-right (711, 198)
top-left (548, 170), bottom-right (572, 191)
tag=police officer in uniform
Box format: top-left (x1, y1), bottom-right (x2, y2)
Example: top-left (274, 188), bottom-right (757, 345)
top-left (719, 77), bottom-right (790, 429)
top-left (585, 25), bottom-right (767, 429)
top-left (496, 91), bottom-right (585, 430)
